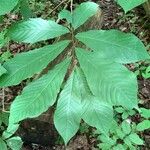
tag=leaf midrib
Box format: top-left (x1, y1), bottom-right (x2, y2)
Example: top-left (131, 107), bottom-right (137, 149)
top-left (3, 45), bottom-right (63, 85)
top-left (77, 35), bottom-right (134, 51)
top-left (16, 61), bottom-right (67, 119)
top-left (79, 51), bottom-right (133, 102)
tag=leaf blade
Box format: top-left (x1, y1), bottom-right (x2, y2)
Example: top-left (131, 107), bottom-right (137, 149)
top-left (76, 48), bottom-right (138, 109)
top-left (58, 9), bottom-right (72, 24)
top-left (72, 2), bottom-right (99, 29)
top-left (0, 138), bottom-right (7, 150)
top-left (7, 18), bottom-right (69, 43)
top-left (0, 0), bottom-right (19, 15)
top-left (128, 133), bottom-right (144, 145)
top-left (9, 59), bottom-right (70, 124)
top-left (75, 67), bottom-right (113, 133)
top-left (0, 64), bottom-right (7, 77)
top-left (76, 30), bottom-right (149, 64)
top-left (116, 0), bottom-right (147, 13)
top-left (82, 96), bottom-right (113, 133)
top-left (140, 108), bottom-right (150, 119)
top-left (6, 136), bottom-right (23, 150)
top-left (137, 120), bottom-right (150, 131)
top-left (0, 40), bottom-right (70, 87)
top-left (54, 69), bottom-right (82, 144)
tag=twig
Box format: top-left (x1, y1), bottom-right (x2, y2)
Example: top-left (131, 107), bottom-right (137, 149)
top-left (136, 19), bottom-right (149, 34)
top-left (2, 88), bottom-right (5, 111)
top-left (48, 0), bottom-right (68, 16)
top-left (70, 0), bottom-right (73, 14)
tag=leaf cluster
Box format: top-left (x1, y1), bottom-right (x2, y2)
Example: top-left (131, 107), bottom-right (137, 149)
top-left (0, 0), bottom-right (149, 147)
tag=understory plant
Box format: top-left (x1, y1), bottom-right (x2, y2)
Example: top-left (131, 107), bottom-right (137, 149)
top-left (0, 112), bottom-right (22, 150)
top-left (0, 0), bottom-right (150, 148)
top-left (96, 107), bottom-right (150, 150)
top-left (116, 0), bottom-right (150, 14)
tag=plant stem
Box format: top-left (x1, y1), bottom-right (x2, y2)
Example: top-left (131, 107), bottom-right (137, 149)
top-left (2, 88), bottom-right (5, 111)
top-left (70, 0), bottom-right (73, 14)
top-left (143, 0), bottom-right (150, 16)
top-left (46, 0), bottom-right (68, 17)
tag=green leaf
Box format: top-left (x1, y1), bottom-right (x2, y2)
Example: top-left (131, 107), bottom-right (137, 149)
top-left (9, 59), bottom-right (70, 124)
top-left (76, 67), bottom-right (113, 133)
top-left (82, 96), bottom-right (113, 133)
top-left (0, 138), bottom-right (7, 150)
top-left (58, 9), bottom-right (72, 23)
top-left (0, 40), bottom-right (70, 87)
top-left (122, 111), bottom-right (129, 119)
top-left (0, 0), bottom-right (19, 16)
top-left (137, 120), bottom-right (150, 131)
top-left (116, 129), bottom-right (126, 139)
top-left (128, 109), bottom-right (136, 116)
top-left (20, 0), bottom-right (33, 19)
top-left (110, 121), bottom-right (118, 134)
top-left (128, 145), bottom-right (137, 150)
top-left (116, 0), bottom-right (147, 13)
top-left (128, 133), bottom-right (144, 145)
top-left (7, 18), bottom-right (69, 43)
top-left (76, 48), bottom-right (138, 109)
top-left (0, 32), bottom-right (7, 48)
top-left (2, 124), bottom-right (20, 139)
top-left (72, 2), bottom-right (99, 29)
top-left (124, 136), bottom-right (132, 147)
top-left (0, 64), bottom-right (7, 76)
top-left (142, 66), bottom-right (150, 79)
top-left (76, 30), bottom-right (149, 64)
top-left (6, 136), bottom-right (23, 150)
top-left (121, 121), bottom-right (131, 134)
top-left (99, 135), bottom-right (116, 145)
top-left (0, 111), bottom-right (9, 126)
top-left (54, 69), bottom-right (82, 144)
top-left (1, 51), bottom-right (12, 62)
top-left (113, 144), bottom-right (125, 150)
top-left (98, 143), bottom-right (112, 149)
top-left (140, 108), bottom-right (150, 118)
top-left (115, 107), bottom-right (124, 113)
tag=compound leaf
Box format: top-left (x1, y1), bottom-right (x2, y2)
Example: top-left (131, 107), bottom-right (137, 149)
top-left (72, 2), bottom-right (99, 29)
top-left (76, 30), bottom-right (149, 64)
top-left (7, 18), bottom-right (69, 43)
top-left (116, 0), bottom-right (147, 13)
top-left (54, 69), bottom-right (82, 144)
top-left (0, 40), bottom-right (70, 87)
top-left (76, 48), bottom-right (138, 109)
top-left (0, 0), bottom-right (19, 16)
top-left (9, 59), bottom-right (70, 124)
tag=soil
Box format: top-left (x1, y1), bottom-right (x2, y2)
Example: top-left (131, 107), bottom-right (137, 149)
top-left (0, 0), bottom-right (150, 150)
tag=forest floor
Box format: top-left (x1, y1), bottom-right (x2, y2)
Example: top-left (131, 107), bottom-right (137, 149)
top-left (0, 0), bottom-right (150, 150)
